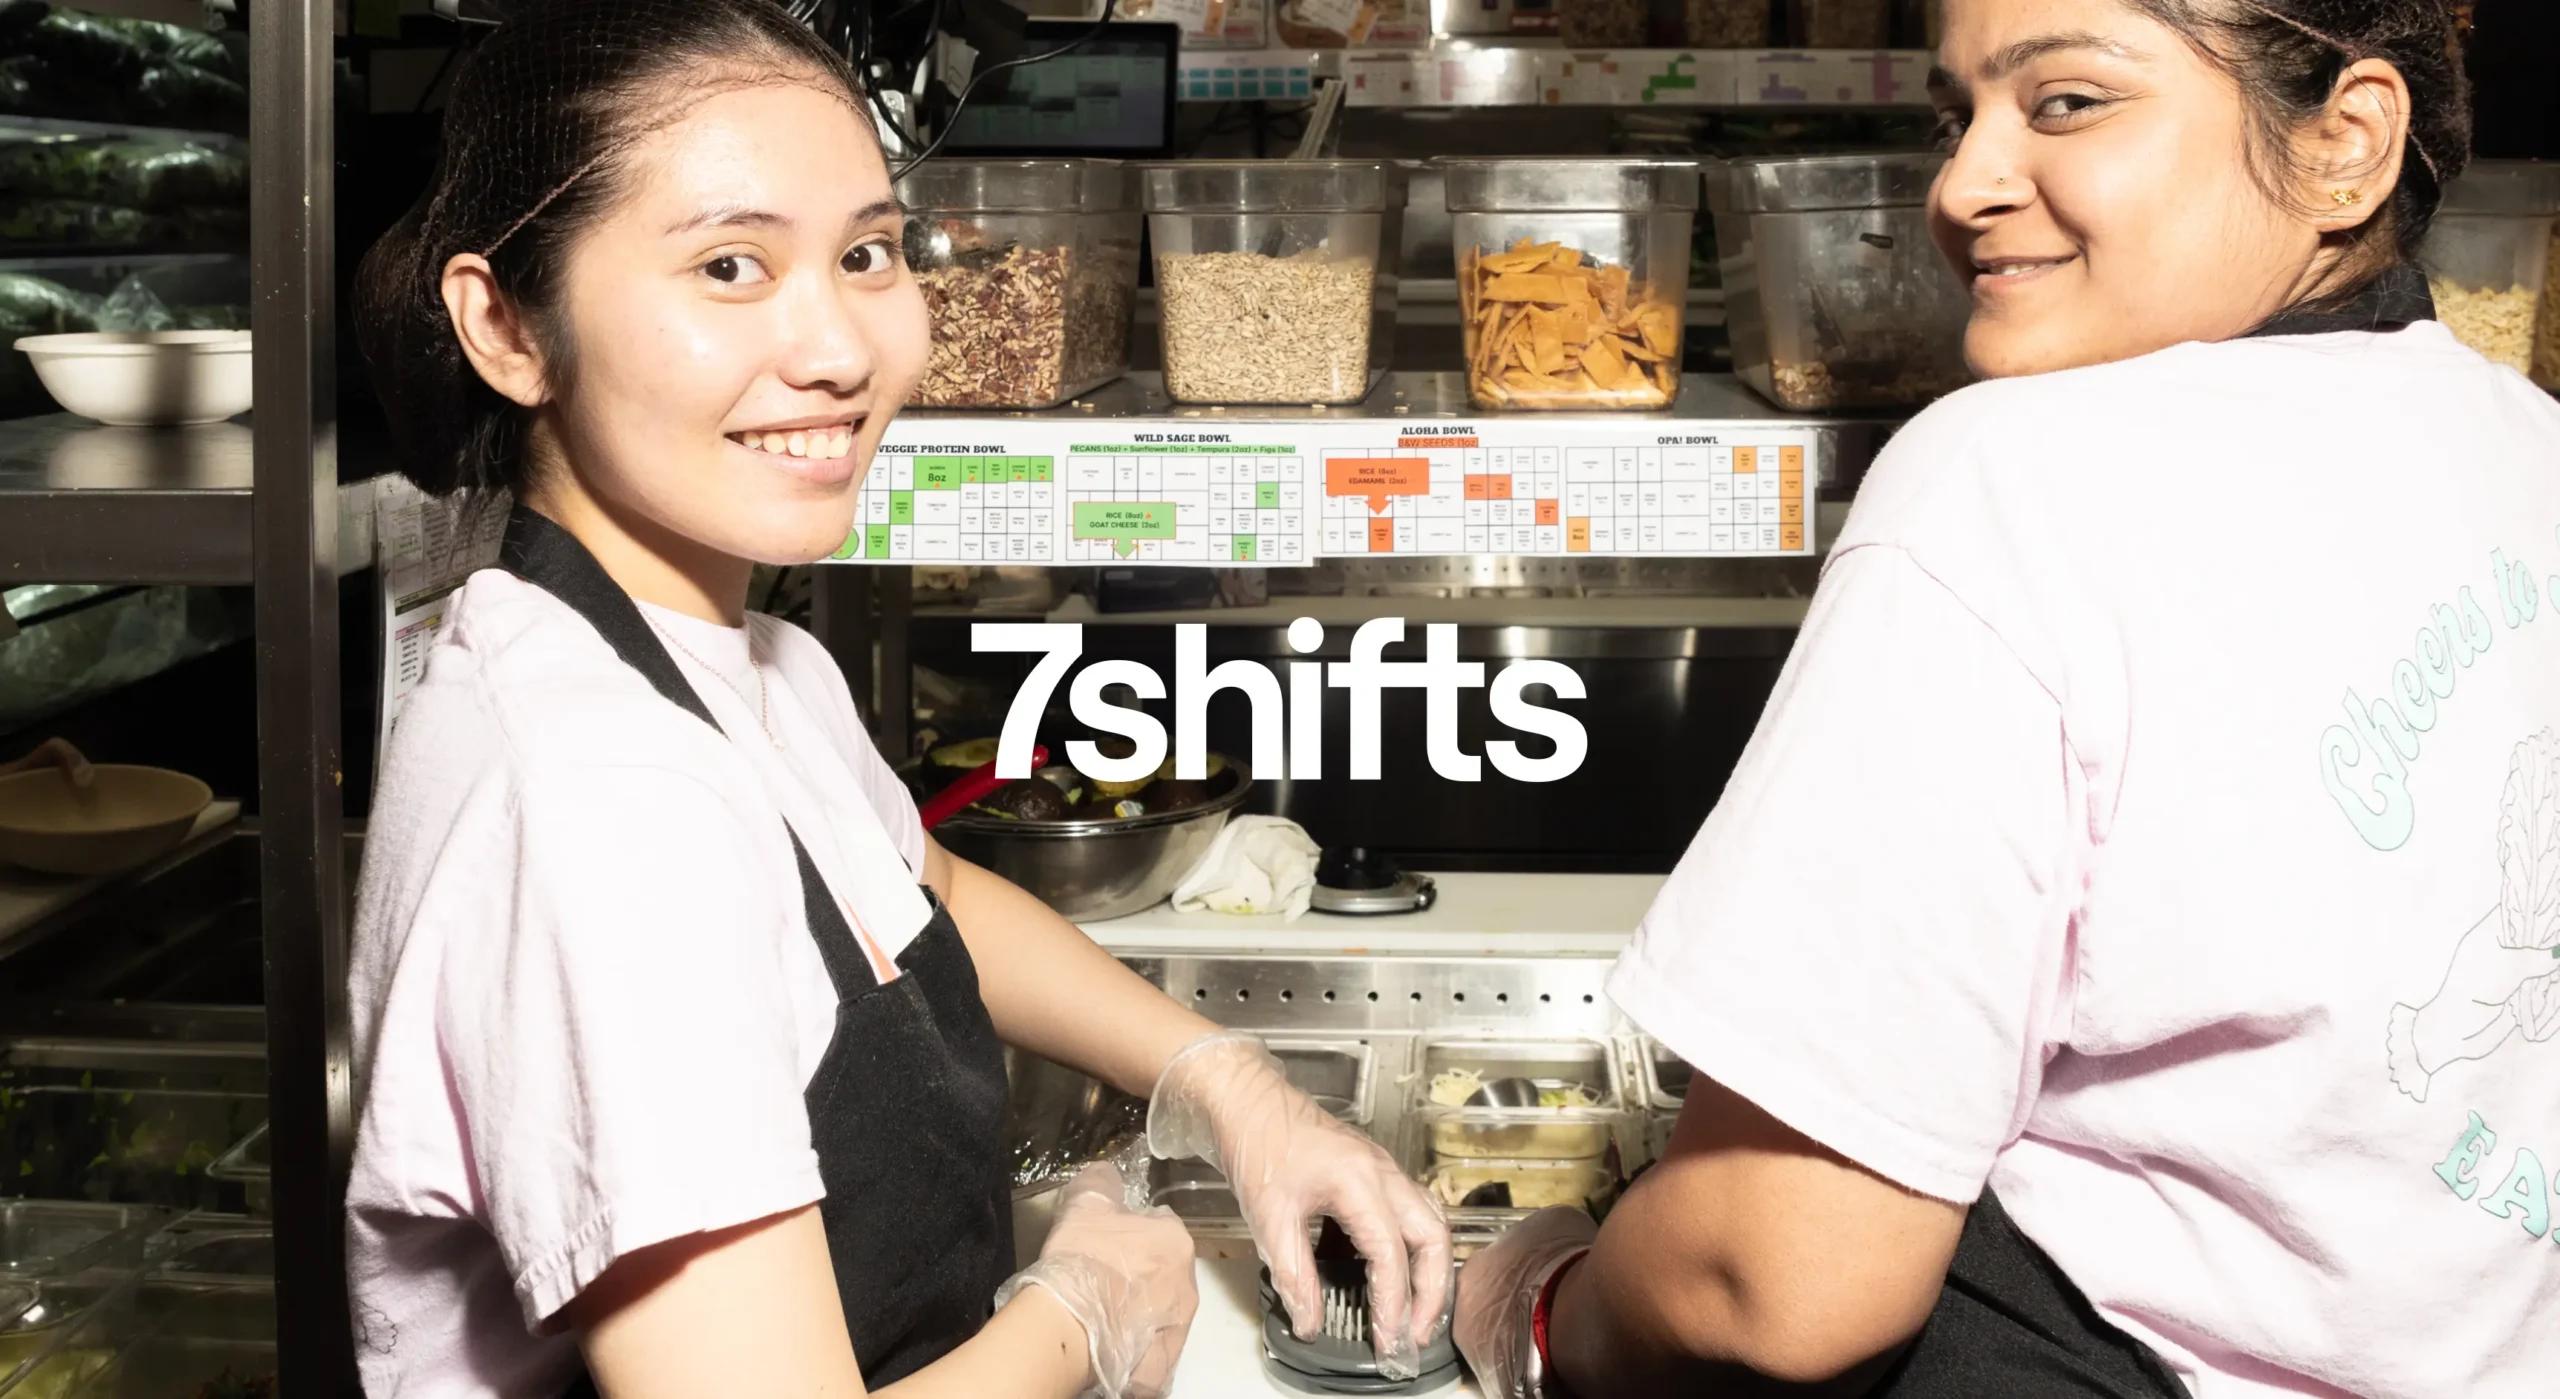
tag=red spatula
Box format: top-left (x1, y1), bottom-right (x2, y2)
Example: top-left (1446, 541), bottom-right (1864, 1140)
top-left (919, 744), bottom-right (1048, 830)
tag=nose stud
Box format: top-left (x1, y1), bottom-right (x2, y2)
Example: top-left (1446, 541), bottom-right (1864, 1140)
top-left (1995, 176), bottom-right (2007, 185)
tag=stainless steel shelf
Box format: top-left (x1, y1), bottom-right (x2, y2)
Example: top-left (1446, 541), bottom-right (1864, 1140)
top-left (0, 414), bottom-right (377, 585)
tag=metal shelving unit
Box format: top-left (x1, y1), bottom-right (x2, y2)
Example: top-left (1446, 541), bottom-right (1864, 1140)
top-left (0, 415), bottom-right (383, 585)
top-left (0, 114), bottom-right (248, 147)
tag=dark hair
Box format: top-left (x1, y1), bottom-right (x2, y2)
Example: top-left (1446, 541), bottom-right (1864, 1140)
top-left (2120, 0), bottom-right (2471, 309)
top-left (356, 0), bottom-right (869, 498)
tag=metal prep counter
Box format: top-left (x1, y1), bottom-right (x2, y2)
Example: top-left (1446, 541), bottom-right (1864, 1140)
top-left (1052, 871), bottom-right (1670, 1399)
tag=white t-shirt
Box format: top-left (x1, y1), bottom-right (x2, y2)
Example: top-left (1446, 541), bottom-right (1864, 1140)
top-left (345, 569), bottom-right (932, 1398)
top-left (1610, 321), bottom-right (2560, 1398)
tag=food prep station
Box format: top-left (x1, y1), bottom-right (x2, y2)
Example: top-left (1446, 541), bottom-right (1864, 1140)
top-left (0, 3), bottom-right (2554, 1394)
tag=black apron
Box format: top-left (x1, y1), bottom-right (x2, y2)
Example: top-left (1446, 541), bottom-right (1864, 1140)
top-left (1876, 269), bottom-right (2438, 1398)
top-left (498, 508), bottom-right (1014, 1393)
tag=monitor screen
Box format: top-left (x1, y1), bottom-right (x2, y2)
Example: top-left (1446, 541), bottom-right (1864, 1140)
top-left (937, 21), bottom-right (1180, 157)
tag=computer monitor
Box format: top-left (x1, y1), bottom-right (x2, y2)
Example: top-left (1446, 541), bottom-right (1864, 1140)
top-left (935, 20), bottom-right (1181, 158)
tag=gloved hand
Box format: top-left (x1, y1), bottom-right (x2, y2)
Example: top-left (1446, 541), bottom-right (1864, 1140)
top-left (1452, 1206), bottom-right (1597, 1399)
top-left (1148, 1030), bottom-right (1453, 1380)
top-left (994, 1157), bottom-right (1201, 1399)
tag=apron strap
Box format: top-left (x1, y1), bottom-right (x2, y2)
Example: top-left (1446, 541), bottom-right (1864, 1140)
top-left (497, 506), bottom-right (881, 997)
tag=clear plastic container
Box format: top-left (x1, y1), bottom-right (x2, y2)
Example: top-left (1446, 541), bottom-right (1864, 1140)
top-left (2421, 159), bottom-right (2560, 377)
top-left (1797, 0), bottom-right (1888, 46)
top-left (1269, 1039), bottom-right (1372, 1123)
top-left (895, 159), bottom-right (1140, 409)
top-left (1423, 1104), bottom-right (1618, 1161)
top-left (1415, 1036), bottom-right (1619, 1160)
top-left (1708, 152), bottom-right (1972, 411)
top-left (1685, 0), bottom-right (1768, 47)
top-left (1639, 1040), bottom-right (1692, 1110)
top-left (1558, 0), bottom-right (1647, 47)
top-left (1140, 160), bottom-right (1405, 406)
top-left (1441, 158), bottom-right (1699, 411)
top-left (1423, 1158), bottom-right (1618, 1213)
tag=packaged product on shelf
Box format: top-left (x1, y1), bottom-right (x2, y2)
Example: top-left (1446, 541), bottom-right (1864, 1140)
top-left (1684, 0), bottom-right (1768, 46)
top-left (1273, 0), bottom-right (1366, 48)
top-left (1798, 0), bottom-right (1889, 46)
top-left (1116, 0), bottom-right (1268, 47)
top-left (1557, 0), bottom-right (1647, 47)
top-left (1461, 239), bottom-right (1681, 409)
top-left (1157, 249), bottom-right (1375, 404)
top-left (0, 140), bottom-right (245, 211)
top-left (0, 198), bottom-right (152, 247)
top-left (1354, 0), bottom-right (1429, 48)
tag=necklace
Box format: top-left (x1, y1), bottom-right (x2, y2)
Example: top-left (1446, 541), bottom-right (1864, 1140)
top-left (649, 617), bottom-right (782, 751)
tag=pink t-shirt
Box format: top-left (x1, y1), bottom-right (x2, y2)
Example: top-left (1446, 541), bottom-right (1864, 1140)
top-left (345, 571), bottom-right (931, 1398)
top-left (1610, 322), bottom-right (2560, 1397)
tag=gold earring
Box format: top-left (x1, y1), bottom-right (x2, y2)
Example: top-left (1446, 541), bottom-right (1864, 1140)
top-left (2333, 188), bottom-right (2362, 206)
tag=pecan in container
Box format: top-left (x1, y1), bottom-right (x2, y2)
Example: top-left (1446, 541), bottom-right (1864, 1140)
top-left (896, 159), bottom-right (1139, 410)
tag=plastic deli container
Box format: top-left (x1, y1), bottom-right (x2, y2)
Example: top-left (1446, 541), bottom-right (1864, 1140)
top-left (1796, 0), bottom-right (1888, 46)
top-left (897, 159), bottom-right (1140, 410)
top-left (1442, 158), bottom-right (1699, 411)
top-left (1685, 0), bottom-right (1768, 47)
top-left (1140, 160), bottom-right (1405, 406)
top-left (2420, 159), bottom-right (2560, 378)
top-left (1557, 0), bottom-right (1647, 47)
top-left (1708, 152), bottom-right (1972, 411)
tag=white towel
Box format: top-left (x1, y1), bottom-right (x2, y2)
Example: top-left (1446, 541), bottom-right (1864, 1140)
top-left (1170, 815), bottom-right (1323, 919)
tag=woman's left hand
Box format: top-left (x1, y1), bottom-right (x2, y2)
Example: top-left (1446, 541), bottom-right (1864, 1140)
top-left (1148, 1030), bottom-right (1453, 1379)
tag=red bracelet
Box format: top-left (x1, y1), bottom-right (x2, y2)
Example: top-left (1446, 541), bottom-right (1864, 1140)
top-left (1530, 1251), bottom-right (1588, 1398)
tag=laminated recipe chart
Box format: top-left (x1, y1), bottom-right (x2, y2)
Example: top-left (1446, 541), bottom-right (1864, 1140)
top-left (831, 419), bottom-right (1818, 566)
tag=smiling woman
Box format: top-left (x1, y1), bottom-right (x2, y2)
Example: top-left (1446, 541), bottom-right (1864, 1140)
top-left (1453, 3), bottom-right (2560, 1399)
top-left (338, 4), bottom-right (1421, 1399)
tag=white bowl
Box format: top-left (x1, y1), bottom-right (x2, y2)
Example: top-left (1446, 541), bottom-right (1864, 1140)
top-left (0, 764), bottom-right (213, 876)
top-left (12, 330), bottom-right (253, 426)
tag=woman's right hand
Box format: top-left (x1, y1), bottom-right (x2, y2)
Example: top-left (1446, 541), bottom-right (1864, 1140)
top-left (997, 1158), bottom-right (1201, 1399)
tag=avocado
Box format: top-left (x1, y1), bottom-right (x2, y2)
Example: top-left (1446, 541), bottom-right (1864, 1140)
top-left (1146, 778), bottom-right (1212, 812)
top-left (977, 776), bottom-right (1071, 822)
top-left (929, 737), bottom-right (1001, 769)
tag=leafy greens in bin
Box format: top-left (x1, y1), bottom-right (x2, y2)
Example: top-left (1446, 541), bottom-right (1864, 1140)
top-left (0, 4), bottom-right (247, 131)
top-left (0, 141), bottom-right (245, 210)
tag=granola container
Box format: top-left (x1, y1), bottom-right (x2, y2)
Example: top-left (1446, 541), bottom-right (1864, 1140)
top-left (897, 159), bottom-right (1140, 410)
top-left (2420, 159), bottom-right (2560, 378)
top-left (1442, 158), bottom-right (1699, 411)
top-left (1140, 160), bottom-right (1405, 405)
top-left (1709, 152), bottom-right (1972, 411)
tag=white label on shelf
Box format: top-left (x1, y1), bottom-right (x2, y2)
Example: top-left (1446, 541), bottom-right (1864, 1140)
top-left (373, 481), bottom-right (509, 761)
top-left (827, 420), bottom-right (1817, 566)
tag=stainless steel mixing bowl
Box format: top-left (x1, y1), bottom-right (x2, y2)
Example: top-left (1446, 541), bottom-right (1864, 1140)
top-left (929, 760), bottom-right (1253, 922)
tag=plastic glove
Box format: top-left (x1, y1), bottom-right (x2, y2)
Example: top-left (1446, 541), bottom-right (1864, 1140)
top-left (1452, 1205), bottom-right (1598, 1399)
top-left (1148, 1030), bottom-right (1454, 1380)
top-left (994, 1157), bottom-right (1200, 1399)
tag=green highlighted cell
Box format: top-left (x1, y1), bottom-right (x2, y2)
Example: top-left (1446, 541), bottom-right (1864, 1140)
top-left (963, 460), bottom-right (985, 486)
top-left (1032, 459), bottom-right (1053, 482)
top-left (1255, 482), bottom-right (1280, 510)
top-left (1073, 500), bottom-right (1177, 559)
top-left (1233, 536), bottom-right (1257, 562)
top-left (916, 457), bottom-right (964, 491)
top-left (865, 525), bottom-right (890, 558)
top-left (889, 491), bottom-right (915, 525)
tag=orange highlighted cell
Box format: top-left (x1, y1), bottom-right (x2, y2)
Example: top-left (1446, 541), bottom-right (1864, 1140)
top-left (1328, 456), bottom-right (1430, 514)
top-left (1780, 499), bottom-right (1803, 524)
top-left (1536, 498), bottom-right (1560, 526)
top-left (1779, 445), bottom-right (1803, 473)
top-left (1733, 447), bottom-right (1759, 474)
top-left (1781, 524), bottom-right (1806, 551)
top-left (1489, 475), bottom-right (1513, 500)
top-left (1566, 517), bottom-right (1591, 552)
top-left (1464, 475), bottom-right (1490, 501)
top-left (1368, 518), bottom-right (1396, 553)
top-left (1399, 435), bottom-right (1479, 449)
